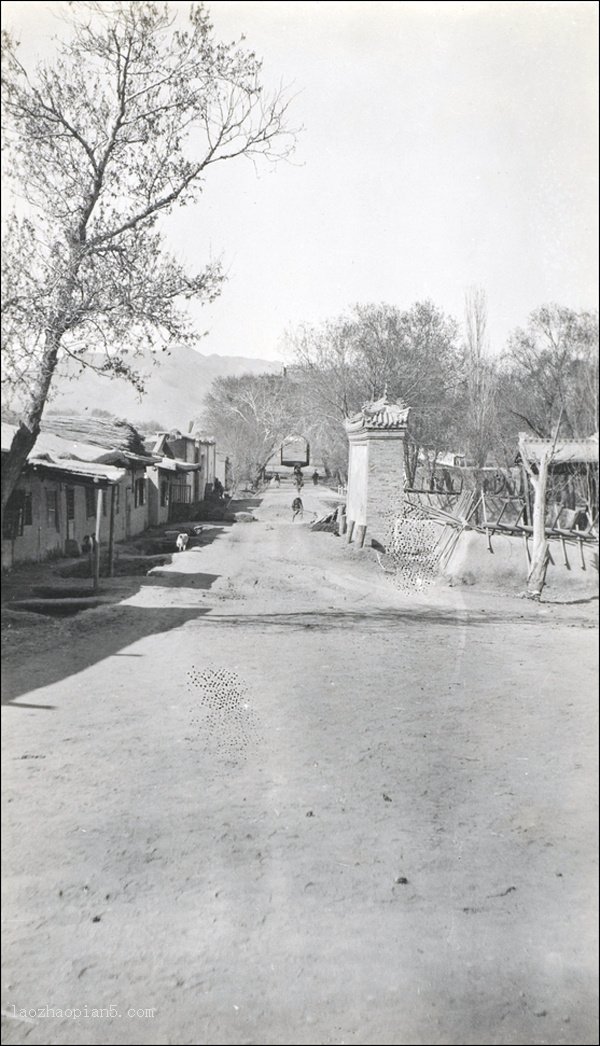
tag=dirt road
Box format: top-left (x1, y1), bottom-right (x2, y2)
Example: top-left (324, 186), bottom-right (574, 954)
top-left (2, 482), bottom-right (598, 1045)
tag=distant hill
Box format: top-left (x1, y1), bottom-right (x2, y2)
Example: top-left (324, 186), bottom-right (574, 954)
top-left (41, 345), bottom-right (282, 430)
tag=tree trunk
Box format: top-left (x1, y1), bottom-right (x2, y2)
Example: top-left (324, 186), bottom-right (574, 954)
top-left (404, 441), bottom-right (418, 488)
top-left (1, 329), bottom-right (63, 529)
top-left (527, 451), bottom-right (550, 599)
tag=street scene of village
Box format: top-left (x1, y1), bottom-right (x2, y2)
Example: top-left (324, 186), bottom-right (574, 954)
top-left (1, 3), bottom-right (599, 1046)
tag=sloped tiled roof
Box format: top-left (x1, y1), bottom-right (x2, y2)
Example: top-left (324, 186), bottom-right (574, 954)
top-left (345, 391), bottom-right (411, 433)
top-left (518, 432), bottom-right (599, 466)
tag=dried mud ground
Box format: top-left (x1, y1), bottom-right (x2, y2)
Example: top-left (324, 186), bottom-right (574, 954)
top-left (2, 483), bottom-right (598, 1046)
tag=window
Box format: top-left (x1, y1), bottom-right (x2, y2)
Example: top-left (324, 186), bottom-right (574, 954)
top-left (46, 490), bottom-right (59, 531)
top-left (66, 487), bottom-right (75, 522)
top-left (134, 477), bottom-right (145, 507)
top-left (85, 487), bottom-right (96, 518)
top-left (3, 489), bottom-right (30, 539)
top-left (160, 481), bottom-right (169, 508)
top-left (171, 484), bottom-right (191, 504)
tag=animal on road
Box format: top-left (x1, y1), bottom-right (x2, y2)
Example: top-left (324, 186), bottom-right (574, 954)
top-left (176, 533), bottom-right (189, 552)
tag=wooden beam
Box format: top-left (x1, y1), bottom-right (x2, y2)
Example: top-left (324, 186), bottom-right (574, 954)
top-left (107, 485), bottom-right (116, 578)
top-left (560, 536), bottom-right (570, 569)
top-left (521, 464), bottom-right (533, 525)
top-left (578, 538), bottom-right (586, 570)
top-left (481, 491), bottom-right (493, 553)
top-left (93, 488), bottom-right (103, 594)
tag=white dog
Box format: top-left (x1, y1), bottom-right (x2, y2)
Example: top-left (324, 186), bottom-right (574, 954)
top-left (176, 533), bottom-right (189, 552)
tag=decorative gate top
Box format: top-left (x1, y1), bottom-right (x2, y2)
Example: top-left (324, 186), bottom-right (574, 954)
top-left (345, 389), bottom-right (410, 434)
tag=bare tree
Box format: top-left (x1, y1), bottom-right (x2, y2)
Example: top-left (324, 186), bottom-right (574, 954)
top-left (502, 306), bottom-right (598, 440)
top-left (201, 373), bottom-right (295, 488)
top-left (1, 1), bottom-right (295, 519)
top-left (283, 320), bottom-right (361, 479)
top-left (461, 287), bottom-right (498, 471)
top-left (286, 301), bottom-right (461, 487)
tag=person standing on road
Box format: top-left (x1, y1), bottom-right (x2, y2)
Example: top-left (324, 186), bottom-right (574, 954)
top-left (312, 470), bottom-right (320, 485)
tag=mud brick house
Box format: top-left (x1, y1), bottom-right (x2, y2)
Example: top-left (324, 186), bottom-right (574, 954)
top-left (144, 430), bottom-right (217, 523)
top-left (1, 415), bottom-right (157, 569)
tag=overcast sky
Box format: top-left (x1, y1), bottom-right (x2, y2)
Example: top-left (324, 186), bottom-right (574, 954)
top-left (3, 1), bottom-right (599, 361)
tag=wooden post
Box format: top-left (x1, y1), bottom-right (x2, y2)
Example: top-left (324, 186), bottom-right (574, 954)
top-left (578, 538), bottom-right (586, 570)
top-left (560, 536), bottom-right (570, 569)
top-left (356, 524), bottom-right (367, 548)
top-left (346, 519), bottom-right (355, 543)
top-left (93, 487), bottom-right (103, 594)
top-left (525, 450), bottom-right (550, 599)
top-left (521, 464), bottom-right (532, 525)
top-left (481, 491), bottom-right (493, 553)
top-left (107, 485), bottom-right (116, 578)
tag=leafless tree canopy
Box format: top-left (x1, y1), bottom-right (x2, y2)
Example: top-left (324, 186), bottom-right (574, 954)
top-left (1, 1), bottom-right (296, 512)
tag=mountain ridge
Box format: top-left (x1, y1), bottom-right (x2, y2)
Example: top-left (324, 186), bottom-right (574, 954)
top-left (39, 344), bottom-right (282, 430)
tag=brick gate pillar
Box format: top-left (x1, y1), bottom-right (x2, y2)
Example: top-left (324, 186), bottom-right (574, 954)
top-left (344, 390), bottom-right (410, 547)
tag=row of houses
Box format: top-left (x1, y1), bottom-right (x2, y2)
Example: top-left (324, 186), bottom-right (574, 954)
top-left (1, 415), bottom-right (226, 569)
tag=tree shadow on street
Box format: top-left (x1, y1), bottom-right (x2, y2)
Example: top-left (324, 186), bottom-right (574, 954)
top-left (2, 605), bottom-right (213, 705)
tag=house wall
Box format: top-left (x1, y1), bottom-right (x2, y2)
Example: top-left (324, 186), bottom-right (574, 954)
top-left (166, 435), bottom-right (197, 463)
top-left (215, 451), bottom-right (228, 486)
top-left (60, 470), bottom-right (148, 546)
top-left (204, 443), bottom-right (216, 485)
top-left (146, 467), bottom-right (171, 527)
top-left (69, 479), bottom-right (122, 547)
top-left (208, 445), bottom-right (217, 485)
top-left (2, 468), bottom-right (150, 568)
top-left (193, 457), bottom-right (203, 503)
top-left (157, 435), bottom-right (217, 500)
top-left (365, 435), bottom-right (406, 543)
top-left (161, 435), bottom-right (203, 504)
top-left (2, 473), bottom-right (63, 568)
top-left (346, 441), bottom-right (368, 527)
top-left (124, 468), bottom-right (149, 538)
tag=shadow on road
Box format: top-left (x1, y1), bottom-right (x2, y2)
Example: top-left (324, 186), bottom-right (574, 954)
top-left (2, 605), bottom-right (212, 706)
